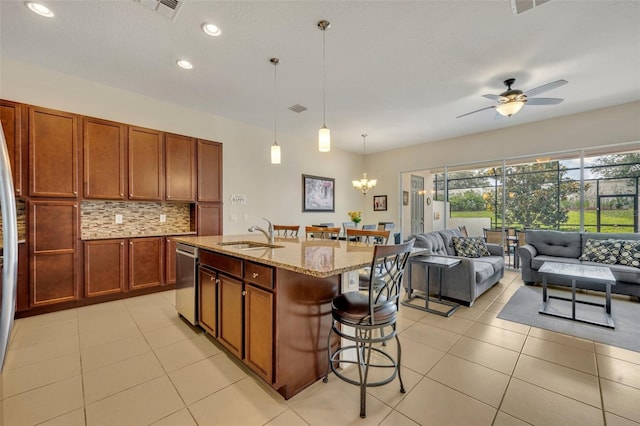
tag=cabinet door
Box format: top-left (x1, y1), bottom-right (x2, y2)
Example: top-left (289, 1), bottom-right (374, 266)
top-left (128, 126), bottom-right (163, 200)
top-left (0, 100), bottom-right (24, 196)
top-left (83, 117), bottom-right (126, 199)
top-left (165, 133), bottom-right (196, 201)
top-left (197, 203), bottom-right (222, 236)
top-left (217, 274), bottom-right (243, 358)
top-left (129, 237), bottom-right (163, 290)
top-left (199, 267), bottom-right (217, 336)
top-left (29, 200), bottom-right (78, 306)
top-left (244, 284), bottom-right (274, 383)
top-left (29, 106), bottom-right (79, 197)
top-left (84, 239), bottom-right (126, 297)
top-left (165, 237), bottom-right (177, 285)
top-left (197, 139), bottom-right (222, 202)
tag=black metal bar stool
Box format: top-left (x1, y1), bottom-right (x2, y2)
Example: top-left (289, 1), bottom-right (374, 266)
top-left (323, 240), bottom-right (415, 418)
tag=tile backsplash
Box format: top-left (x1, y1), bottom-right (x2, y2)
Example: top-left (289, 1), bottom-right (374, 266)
top-left (81, 201), bottom-right (192, 239)
top-left (0, 199), bottom-right (27, 241)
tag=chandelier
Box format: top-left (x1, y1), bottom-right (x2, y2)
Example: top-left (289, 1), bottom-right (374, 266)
top-left (352, 134), bottom-right (377, 194)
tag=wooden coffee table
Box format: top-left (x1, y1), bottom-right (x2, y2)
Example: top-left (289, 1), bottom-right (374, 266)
top-left (538, 261), bottom-right (616, 329)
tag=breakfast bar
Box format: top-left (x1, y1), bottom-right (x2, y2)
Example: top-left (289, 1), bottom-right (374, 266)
top-left (172, 234), bottom-right (378, 399)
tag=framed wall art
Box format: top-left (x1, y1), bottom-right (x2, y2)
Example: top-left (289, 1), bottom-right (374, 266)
top-left (373, 195), bottom-right (387, 211)
top-left (302, 174), bottom-right (335, 212)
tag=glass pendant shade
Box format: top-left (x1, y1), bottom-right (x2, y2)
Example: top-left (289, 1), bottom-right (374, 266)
top-left (318, 126), bottom-right (330, 152)
top-left (271, 143), bottom-right (281, 164)
top-left (352, 134), bottom-right (377, 194)
top-left (496, 100), bottom-right (525, 117)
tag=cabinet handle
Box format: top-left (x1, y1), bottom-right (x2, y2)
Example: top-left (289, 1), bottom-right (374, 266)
top-left (73, 191), bottom-right (77, 195)
top-left (120, 242), bottom-right (124, 246)
top-left (242, 291), bottom-right (246, 296)
top-left (210, 276), bottom-right (214, 281)
top-left (252, 272), bottom-right (259, 278)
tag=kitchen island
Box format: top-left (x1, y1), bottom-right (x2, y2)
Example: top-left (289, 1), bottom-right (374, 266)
top-left (172, 234), bottom-right (379, 399)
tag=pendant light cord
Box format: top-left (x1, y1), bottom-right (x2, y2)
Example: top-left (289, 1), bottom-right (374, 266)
top-left (273, 60), bottom-right (278, 144)
top-left (362, 134), bottom-right (367, 173)
top-left (322, 27), bottom-right (326, 126)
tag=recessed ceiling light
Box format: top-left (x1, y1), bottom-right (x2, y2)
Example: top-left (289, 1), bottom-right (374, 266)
top-left (176, 59), bottom-right (193, 70)
top-left (25, 2), bottom-right (54, 18)
top-left (202, 23), bottom-right (221, 37)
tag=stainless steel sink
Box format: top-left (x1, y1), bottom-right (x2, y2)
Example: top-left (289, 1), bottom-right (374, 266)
top-left (218, 241), bottom-right (284, 250)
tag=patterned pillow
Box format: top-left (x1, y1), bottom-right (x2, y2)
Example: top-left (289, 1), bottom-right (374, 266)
top-left (615, 239), bottom-right (640, 268)
top-left (452, 237), bottom-right (490, 258)
top-left (579, 239), bottom-right (619, 264)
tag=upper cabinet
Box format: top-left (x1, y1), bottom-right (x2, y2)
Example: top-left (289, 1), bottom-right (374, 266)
top-left (29, 106), bottom-right (79, 198)
top-left (165, 133), bottom-right (196, 202)
top-left (197, 140), bottom-right (222, 203)
top-left (83, 117), bottom-right (126, 199)
top-left (128, 126), bottom-right (163, 201)
top-left (0, 100), bottom-right (24, 196)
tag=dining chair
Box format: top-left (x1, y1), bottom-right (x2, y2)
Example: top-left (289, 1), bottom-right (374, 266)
top-left (361, 224), bottom-right (377, 230)
top-left (346, 228), bottom-right (390, 245)
top-left (305, 226), bottom-right (340, 240)
top-left (273, 225), bottom-right (299, 237)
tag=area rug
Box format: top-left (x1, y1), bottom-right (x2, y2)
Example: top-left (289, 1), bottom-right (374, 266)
top-left (497, 286), bottom-right (640, 353)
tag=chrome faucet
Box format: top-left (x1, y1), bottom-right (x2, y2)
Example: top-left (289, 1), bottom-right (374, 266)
top-left (248, 218), bottom-right (274, 245)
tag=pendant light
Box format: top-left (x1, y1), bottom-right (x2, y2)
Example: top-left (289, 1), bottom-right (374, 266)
top-left (317, 20), bottom-right (331, 153)
top-left (270, 58), bottom-right (281, 164)
top-left (352, 134), bottom-right (377, 194)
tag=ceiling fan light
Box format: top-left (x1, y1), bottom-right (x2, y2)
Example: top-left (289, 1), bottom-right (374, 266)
top-left (496, 100), bottom-right (525, 117)
top-left (318, 126), bottom-right (330, 152)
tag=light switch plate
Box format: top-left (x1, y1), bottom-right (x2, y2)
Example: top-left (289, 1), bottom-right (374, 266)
top-left (160, 214), bottom-right (166, 223)
top-left (115, 214), bottom-right (123, 224)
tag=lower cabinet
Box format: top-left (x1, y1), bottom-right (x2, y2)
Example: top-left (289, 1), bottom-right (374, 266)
top-left (199, 250), bottom-right (275, 383)
top-left (84, 239), bottom-right (126, 297)
top-left (165, 237), bottom-right (177, 285)
top-left (198, 267), bottom-right (217, 335)
top-left (129, 237), bottom-right (163, 290)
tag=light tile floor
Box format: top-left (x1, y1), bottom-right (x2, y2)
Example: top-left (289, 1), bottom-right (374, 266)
top-left (1, 270), bottom-right (639, 426)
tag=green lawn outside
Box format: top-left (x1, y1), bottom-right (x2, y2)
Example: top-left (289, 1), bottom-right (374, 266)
top-left (451, 209), bottom-right (636, 233)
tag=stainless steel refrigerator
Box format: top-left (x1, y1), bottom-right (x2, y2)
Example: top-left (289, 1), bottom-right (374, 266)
top-left (0, 121), bottom-right (18, 371)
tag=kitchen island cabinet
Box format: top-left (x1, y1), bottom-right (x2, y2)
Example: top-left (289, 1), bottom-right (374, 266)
top-left (173, 235), bottom-right (383, 399)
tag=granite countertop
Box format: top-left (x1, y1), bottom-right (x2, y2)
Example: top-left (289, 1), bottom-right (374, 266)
top-left (173, 234), bottom-right (424, 278)
top-left (82, 231), bottom-right (197, 241)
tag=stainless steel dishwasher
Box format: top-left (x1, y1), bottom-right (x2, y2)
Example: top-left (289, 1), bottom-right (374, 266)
top-left (176, 243), bottom-right (199, 325)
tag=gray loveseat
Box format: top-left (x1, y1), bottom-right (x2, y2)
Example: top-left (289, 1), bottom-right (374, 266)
top-left (405, 228), bottom-right (505, 306)
top-left (518, 229), bottom-right (640, 298)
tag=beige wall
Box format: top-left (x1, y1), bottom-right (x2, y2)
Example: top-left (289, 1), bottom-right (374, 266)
top-left (3, 57), bottom-right (639, 237)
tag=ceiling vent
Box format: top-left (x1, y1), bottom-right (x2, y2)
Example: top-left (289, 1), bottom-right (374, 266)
top-left (288, 104), bottom-right (308, 113)
top-left (511, 0), bottom-right (550, 15)
top-left (133, 0), bottom-right (182, 20)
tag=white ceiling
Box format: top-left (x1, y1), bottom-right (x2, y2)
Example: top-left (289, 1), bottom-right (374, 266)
top-left (1, 1), bottom-right (639, 153)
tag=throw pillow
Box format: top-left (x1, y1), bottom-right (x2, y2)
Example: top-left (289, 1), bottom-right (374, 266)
top-left (452, 237), bottom-right (490, 258)
top-left (615, 239), bottom-right (640, 268)
top-left (579, 239), bottom-right (619, 264)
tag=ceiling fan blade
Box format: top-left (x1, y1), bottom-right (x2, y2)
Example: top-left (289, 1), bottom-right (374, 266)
top-left (456, 105), bottom-right (496, 118)
top-left (482, 94), bottom-right (501, 101)
top-left (525, 97), bottom-right (564, 105)
top-left (524, 79), bottom-right (568, 97)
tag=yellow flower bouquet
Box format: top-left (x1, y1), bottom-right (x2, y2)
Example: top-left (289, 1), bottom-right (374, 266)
top-left (347, 211), bottom-right (362, 225)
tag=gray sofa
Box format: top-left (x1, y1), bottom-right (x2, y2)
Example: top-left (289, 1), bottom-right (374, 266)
top-left (405, 228), bottom-right (505, 306)
top-left (518, 229), bottom-right (640, 298)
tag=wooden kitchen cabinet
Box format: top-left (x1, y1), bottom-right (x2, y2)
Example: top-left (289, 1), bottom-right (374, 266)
top-left (165, 237), bottom-right (177, 285)
top-left (29, 106), bottom-right (79, 198)
top-left (128, 126), bottom-right (163, 201)
top-left (217, 273), bottom-right (243, 358)
top-left (0, 99), bottom-right (25, 196)
top-left (84, 239), bottom-right (126, 297)
top-left (165, 133), bottom-right (196, 201)
top-left (197, 203), bottom-right (222, 236)
top-left (198, 266), bottom-right (217, 336)
top-left (129, 237), bottom-right (163, 290)
top-left (244, 284), bottom-right (274, 382)
top-left (29, 200), bottom-right (78, 306)
top-left (197, 139), bottom-right (222, 202)
top-left (83, 117), bottom-right (126, 199)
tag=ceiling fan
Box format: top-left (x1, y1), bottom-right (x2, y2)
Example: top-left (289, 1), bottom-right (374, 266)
top-left (457, 78), bottom-right (568, 118)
